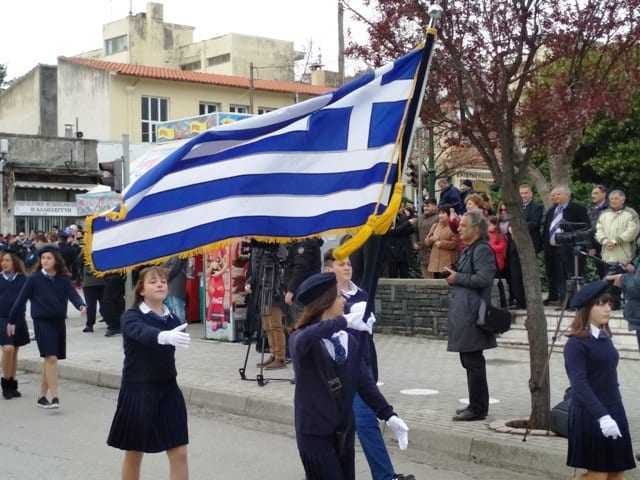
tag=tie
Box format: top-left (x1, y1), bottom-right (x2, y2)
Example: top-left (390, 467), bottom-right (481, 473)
top-left (330, 336), bottom-right (347, 365)
top-left (549, 205), bottom-right (564, 245)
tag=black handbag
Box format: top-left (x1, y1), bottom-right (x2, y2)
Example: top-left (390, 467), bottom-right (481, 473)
top-left (550, 388), bottom-right (572, 438)
top-left (477, 300), bottom-right (513, 334)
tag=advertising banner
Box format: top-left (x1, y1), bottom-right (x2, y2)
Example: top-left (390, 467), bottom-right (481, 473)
top-left (156, 112), bottom-right (252, 143)
top-left (76, 191), bottom-right (122, 216)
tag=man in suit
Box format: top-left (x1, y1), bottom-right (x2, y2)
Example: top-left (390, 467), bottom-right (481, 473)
top-left (542, 186), bottom-right (590, 305)
top-left (520, 184), bottom-right (544, 253)
top-left (437, 178), bottom-right (464, 215)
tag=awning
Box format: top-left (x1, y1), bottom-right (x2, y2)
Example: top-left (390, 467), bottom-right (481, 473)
top-left (15, 181), bottom-right (101, 191)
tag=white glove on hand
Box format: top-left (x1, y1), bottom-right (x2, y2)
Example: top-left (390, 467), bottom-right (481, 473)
top-left (343, 302), bottom-right (370, 333)
top-left (386, 415), bottom-right (409, 450)
top-left (599, 415), bottom-right (622, 439)
top-left (157, 323), bottom-right (191, 349)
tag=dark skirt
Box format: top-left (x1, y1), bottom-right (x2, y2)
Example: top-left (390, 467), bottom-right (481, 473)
top-left (33, 318), bottom-right (66, 359)
top-left (107, 379), bottom-right (188, 453)
top-left (567, 402), bottom-right (636, 472)
top-left (296, 430), bottom-right (356, 480)
top-left (0, 316), bottom-right (30, 347)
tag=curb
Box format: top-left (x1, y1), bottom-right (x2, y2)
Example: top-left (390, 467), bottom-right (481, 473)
top-left (15, 359), bottom-right (602, 479)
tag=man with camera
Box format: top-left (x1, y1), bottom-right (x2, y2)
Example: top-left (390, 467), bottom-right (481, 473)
top-left (542, 186), bottom-right (590, 306)
top-left (444, 210), bottom-right (497, 421)
top-left (595, 189), bottom-right (640, 272)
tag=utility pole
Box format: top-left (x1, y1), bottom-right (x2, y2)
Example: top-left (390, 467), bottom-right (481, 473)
top-left (249, 62), bottom-right (255, 114)
top-left (122, 134), bottom-right (130, 187)
top-left (427, 126), bottom-right (436, 200)
top-left (337, 0), bottom-right (345, 86)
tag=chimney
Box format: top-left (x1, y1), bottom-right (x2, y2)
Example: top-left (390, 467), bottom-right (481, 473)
top-left (147, 2), bottom-right (164, 21)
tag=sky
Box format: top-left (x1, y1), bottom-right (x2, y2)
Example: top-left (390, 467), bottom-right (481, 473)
top-left (0, 0), bottom-right (373, 81)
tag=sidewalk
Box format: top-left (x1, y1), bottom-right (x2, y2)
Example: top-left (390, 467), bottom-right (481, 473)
top-left (17, 311), bottom-right (640, 479)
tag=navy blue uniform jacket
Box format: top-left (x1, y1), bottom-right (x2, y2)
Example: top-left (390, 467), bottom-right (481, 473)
top-left (120, 307), bottom-right (182, 384)
top-left (289, 317), bottom-right (394, 437)
top-left (9, 271), bottom-right (85, 323)
top-left (0, 274), bottom-right (27, 320)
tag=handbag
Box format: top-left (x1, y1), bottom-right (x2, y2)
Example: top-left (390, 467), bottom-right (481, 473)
top-left (469, 242), bottom-right (513, 335)
top-left (550, 388), bottom-right (572, 438)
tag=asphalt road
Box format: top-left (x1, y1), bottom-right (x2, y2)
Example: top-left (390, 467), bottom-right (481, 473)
top-left (0, 373), bottom-right (540, 480)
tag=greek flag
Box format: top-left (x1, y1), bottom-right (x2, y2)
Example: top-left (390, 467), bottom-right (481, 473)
top-left (87, 46), bottom-right (431, 272)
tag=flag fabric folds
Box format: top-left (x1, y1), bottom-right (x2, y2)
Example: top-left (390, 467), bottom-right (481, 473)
top-left (86, 47), bottom-right (426, 273)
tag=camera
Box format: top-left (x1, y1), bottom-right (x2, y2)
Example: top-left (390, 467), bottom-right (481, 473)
top-left (606, 263), bottom-right (626, 275)
top-left (554, 221), bottom-right (592, 247)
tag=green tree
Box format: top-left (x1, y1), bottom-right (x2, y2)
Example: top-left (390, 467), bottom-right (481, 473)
top-left (0, 64), bottom-right (6, 90)
top-left (574, 94), bottom-right (640, 209)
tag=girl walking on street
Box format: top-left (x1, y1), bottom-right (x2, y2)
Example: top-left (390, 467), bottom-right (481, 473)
top-left (107, 266), bottom-right (191, 480)
top-left (9, 246), bottom-right (86, 409)
top-left (0, 252), bottom-right (29, 399)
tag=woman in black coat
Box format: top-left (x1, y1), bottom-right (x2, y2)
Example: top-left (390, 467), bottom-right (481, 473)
top-left (0, 252), bottom-right (29, 399)
top-left (289, 272), bottom-right (409, 480)
top-left (564, 281), bottom-right (636, 478)
top-left (107, 266), bottom-right (191, 480)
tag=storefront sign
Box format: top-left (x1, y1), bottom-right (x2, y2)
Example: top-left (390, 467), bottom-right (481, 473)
top-left (14, 201), bottom-right (79, 217)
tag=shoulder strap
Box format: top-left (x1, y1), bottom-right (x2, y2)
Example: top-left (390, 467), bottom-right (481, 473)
top-left (313, 341), bottom-right (346, 415)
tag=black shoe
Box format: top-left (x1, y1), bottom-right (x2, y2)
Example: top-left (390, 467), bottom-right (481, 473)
top-left (82, 326), bottom-right (94, 333)
top-left (1, 378), bottom-right (11, 399)
top-left (105, 329), bottom-right (121, 337)
top-left (37, 396), bottom-right (50, 408)
top-left (452, 409), bottom-right (486, 421)
top-left (394, 475), bottom-right (416, 480)
top-left (98, 318), bottom-right (106, 323)
top-left (49, 397), bottom-right (59, 409)
top-left (455, 406), bottom-right (469, 415)
top-left (10, 378), bottom-right (21, 398)
top-left (543, 299), bottom-right (560, 306)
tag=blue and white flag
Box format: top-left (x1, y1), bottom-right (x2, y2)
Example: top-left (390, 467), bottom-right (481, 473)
top-left (87, 46), bottom-right (431, 272)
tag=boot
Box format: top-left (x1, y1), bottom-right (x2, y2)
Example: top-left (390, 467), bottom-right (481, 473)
top-left (1, 377), bottom-right (11, 399)
top-left (256, 355), bottom-right (275, 368)
top-left (10, 378), bottom-right (21, 398)
top-left (264, 329), bottom-right (287, 370)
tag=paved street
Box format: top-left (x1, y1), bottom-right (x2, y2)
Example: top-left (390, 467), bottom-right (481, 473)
top-left (1, 374), bottom-right (544, 480)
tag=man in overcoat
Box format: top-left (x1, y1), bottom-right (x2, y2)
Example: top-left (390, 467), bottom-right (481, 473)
top-left (445, 210), bottom-right (497, 421)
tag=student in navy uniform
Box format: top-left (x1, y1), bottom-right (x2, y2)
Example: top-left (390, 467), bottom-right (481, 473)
top-left (0, 251), bottom-right (29, 399)
top-left (107, 266), bottom-right (191, 480)
top-left (564, 280), bottom-right (636, 479)
top-left (325, 251), bottom-right (415, 480)
top-left (289, 272), bottom-right (409, 480)
top-left (9, 246), bottom-right (86, 409)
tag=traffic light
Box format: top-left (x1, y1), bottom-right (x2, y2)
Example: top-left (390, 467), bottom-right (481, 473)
top-left (406, 162), bottom-right (418, 187)
top-left (99, 159), bottom-right (124, 193)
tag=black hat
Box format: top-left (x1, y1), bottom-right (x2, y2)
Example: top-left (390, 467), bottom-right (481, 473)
top-left (462, 179), bottom-right (473, 188)
top-left (37, 245), bottom-right (60, 257)
top-left (295, 272), bottom-right (337, 306)
top-left (568, 280), bottom-right (610, 310)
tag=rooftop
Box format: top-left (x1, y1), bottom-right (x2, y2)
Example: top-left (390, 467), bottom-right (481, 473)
top-left (59, 57), bottom-right (334, 96)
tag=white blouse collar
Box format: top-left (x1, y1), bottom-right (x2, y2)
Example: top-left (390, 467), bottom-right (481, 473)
top-left (139, 302), bottom-right (171, 317)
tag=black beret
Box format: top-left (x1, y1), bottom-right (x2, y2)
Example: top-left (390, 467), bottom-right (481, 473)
top-left (295, 272), bottom-right (337, 306)
top-left (37, 245), bottom-right (60, 257)
top-left (462, 179), bottom-right (473, 187)
top-left (569, 280), bottom-right (610, 310)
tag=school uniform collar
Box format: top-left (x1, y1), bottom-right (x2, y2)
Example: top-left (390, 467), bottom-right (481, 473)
top-left (322, 330), bottom-right (349, 361)
top-left (139, 302), bottom-right (171, 317)
top-left (340, 282), bottom-right (359, 297)
top-left (1, 272), bottom-right (16, 281)
top-left (41, 268), bottom-right (56, 279)
top-left (590, 323), bottom-right (605, 339)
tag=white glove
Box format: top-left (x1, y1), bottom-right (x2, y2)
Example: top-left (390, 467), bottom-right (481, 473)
top-left (157, 323), bottom-right (191, 349)
top-left (344, 302), bottom-right (370, 333)
top-left (598, 415), bottom-right (622, 439)
top-left (386, 415), bottom-right (409, 450)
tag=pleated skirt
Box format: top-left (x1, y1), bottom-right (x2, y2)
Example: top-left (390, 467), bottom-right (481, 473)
top-left (0, 316), bottom-right (30, 347)
top-left (107, 379), bottom-right (188, 453)
top-left (296, 430), bottom-right (355, 480)
top-left (567, 402), bottom-right (636, 472)
top-left (33, 318), bottom-right (66, 359)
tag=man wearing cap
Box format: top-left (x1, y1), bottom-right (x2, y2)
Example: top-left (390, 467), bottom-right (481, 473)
top-left (460, 179), bottom-right (475, 210)
top-left (444, 210), bottom-right (497, 421)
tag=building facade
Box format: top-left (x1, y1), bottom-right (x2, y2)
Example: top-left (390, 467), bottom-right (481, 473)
top-left (0, 133), bottom-right (100, 233)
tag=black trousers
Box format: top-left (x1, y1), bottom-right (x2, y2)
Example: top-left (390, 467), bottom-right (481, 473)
top-left (544, 245), bottom-right (582, 301)
top-left (82, 285), bottom-right (104, 326)
top-left (636, 330), bottom-right (640, 352)
top-left (102, 275), bottom-right (125, 331)
top-left (459, 351), bottom-right (489, 416)
top-left (506, 248), bottom-right (526, 308)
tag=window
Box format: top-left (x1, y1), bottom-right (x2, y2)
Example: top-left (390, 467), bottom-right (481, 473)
top-left (141, 96), bottom-right (168, 143)
top-left (229, 104), bottom-right (250, 114)
top-left (181, 61), bottom-right (202, 71)
top-left (207, 53), bottom-right (231, 67)
top-left (199, 102), bottom-right (220, 116)
top-left (105, 35), bottom-right (128, 56)
top-left (257, 107), bottom-right (276, 115)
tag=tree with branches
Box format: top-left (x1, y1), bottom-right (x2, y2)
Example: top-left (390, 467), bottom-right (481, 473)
top-left (345, 0), bottom-right (640, 427)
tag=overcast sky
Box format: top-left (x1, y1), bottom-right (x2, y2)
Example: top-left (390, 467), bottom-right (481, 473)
top-left (1, 0), bottom-right (373, 81)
